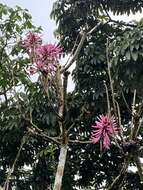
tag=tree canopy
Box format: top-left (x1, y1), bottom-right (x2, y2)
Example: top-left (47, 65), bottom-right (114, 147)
top-left (1, 1), bottom-right (143, 190)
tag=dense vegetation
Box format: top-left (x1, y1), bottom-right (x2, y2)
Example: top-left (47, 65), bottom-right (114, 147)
top-left (1, 1), bottom-right (143, 189)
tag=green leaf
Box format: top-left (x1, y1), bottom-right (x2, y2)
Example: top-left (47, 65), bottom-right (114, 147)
top-left (125, 51), bottom-right (131, 60)
top-left (131, 51), bottom-right (138, 61)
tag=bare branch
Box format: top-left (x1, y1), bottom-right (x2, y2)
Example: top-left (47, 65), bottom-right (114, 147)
top-left (69, 140), bottom-right (92, 144)
top-left (109, 19), bottom-right (137, 28)
top-left (106, 38), bottom-right (117, 119)
top-left (66, 106), bottom-right (90, 134)
top-left (62, 21), bottom-right (105, 72)
top-left (3, 135), bottom-right (27, 190)
top-left (104, 81), bottom-right (111, 116)
top-left (115, 100), bottom-right (124, 142)
top-left (107, 159), bottom-right (128, 190)
top-left (121, 90), bottom-right (132, 114)
top-left (134, 115), bottom-right (143, 140)
top-left (63, 34), bottom-right (80, 69)
top-left (134, 156), bottom-right (143, 182)
top-left (27, 127), bottom-right (60, 145)
top-left (130, 90), bottom-right (137, 139)
top-left (61, 32), bottom-right (87, 72)
top-left (101, 2), bottom-right (136, 28)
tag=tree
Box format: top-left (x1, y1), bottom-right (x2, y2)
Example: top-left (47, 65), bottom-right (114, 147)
top-left (1, 1), bottom-right (143, 190)
top-left (50, 0), bottom-right (143, 189)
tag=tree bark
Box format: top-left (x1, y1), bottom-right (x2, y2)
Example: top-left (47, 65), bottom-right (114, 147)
top-left (53, 144), bottom-right (68, 190)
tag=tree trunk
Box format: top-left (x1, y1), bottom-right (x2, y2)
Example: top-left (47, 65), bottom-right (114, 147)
top-left (53, 144), bottom-right (68, 190)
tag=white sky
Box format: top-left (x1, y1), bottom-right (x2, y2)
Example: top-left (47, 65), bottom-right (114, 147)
top-left (1, 0), bottom-right (143, 91)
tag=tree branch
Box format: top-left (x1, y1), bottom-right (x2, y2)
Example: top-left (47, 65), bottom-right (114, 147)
top-left (27, 127), bottom-right (60, 145)
top-left (69, 140), bottom-right (92, 144)
top-left (3, 135), bottom-right (27, 190)
top-left (26, 110), bottom-right (61, 145)
top-left (107, 159), bottom-right (128, 190)
top-left (130, 90), bottom-right (138, 140)
top-left (61, 21), bottom-right (105, 72)
top-left (134, 156), bottom-right (143, 182)
top-left (106, 38), bottom-right (117, 119)
top-left (104, 81), bottom-right (111, 116)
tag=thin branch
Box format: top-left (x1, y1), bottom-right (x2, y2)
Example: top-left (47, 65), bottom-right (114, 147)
top-left (62, 71), bottom-right (70, 119)
top-left (3, 135), bottom-right (27, 190)
top-left (66, 106), bottom-right (90, 134)
top-left (106, 39), bottom-right (123, 150)
top-left (63, 34), bottom-right (80, 68)
top-left (121, 90), bottom-right (132, 114)
top-left (107, 160), bottom-right (128, 190)
top-left (115, 100), bottom-right (124, 142)
top-left (68, 140), bottom-right (92, 144)
top-left (0, 86), bottom-right (13, 96)
top-left (104, 81), bottom-right (111, 116)
top-left (101, 2), bottom-right (136, 28)
top-left (27, 127), bottom-right (60, 145)
top-left (61, 31), bottom-right (87, 72)
top-left (106, 38), bottom-right (117, 119)
top-left (87, 22), bottom-right (102, 35)
top-left (130, 90), bottom-right (137, 139)
top-left (134, 156), bottom-right (143, 182)
top-left (62, 21), bottom-right (104, 72)
top-left (28, 110), bottom-right (60, 144)
top-left (109, 19), bottom-right (137, 28)
top-left (134, 115), bottom-right (143, 140)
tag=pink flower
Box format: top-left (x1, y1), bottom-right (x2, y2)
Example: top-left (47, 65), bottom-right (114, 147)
top-left (22, 32), bottom-right (42, 50)
top-left (30, 44), bottom-right (62, 75)
top-left (90, 115), bottom-right (118, 150)
top-left (36, 44), bottom-right (62, 62)
top-left (22, 33), bottom-right (62, 76)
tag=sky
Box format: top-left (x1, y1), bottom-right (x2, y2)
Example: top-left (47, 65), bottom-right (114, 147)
top-left (1, 0), bottom-right (142, 39)
top-left (1, 0), bottom-right (57, 42)
top-left (1, 0), bottom-right (143, 91)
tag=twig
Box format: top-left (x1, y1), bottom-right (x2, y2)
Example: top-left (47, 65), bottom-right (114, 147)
top-left (63, 34), bottom-right (80, 68)
top-left (106, 39), bottom-right (123, 150)
top-left (66, 106), bottom-right (90, 134)
top-left (61, 31), bottom-right (87, 72)
top-left (3, 135), bottom-right (27, 190)
top-left (107, 159), bottom-right (128, 190)
top-left (68, 140), bottom-right (92, 144)
top-left (134, 115), bottom-right (143, 140)
top-left (61, 22), bottom-right (104, 72)
top-left (130, 90), bottom-right (137, 139)
top-left (115, 100), bottom-right (124, 142)
top-left (101, 2), bottom-right (136, 28)
top-left (28, 110), bottom-right (60, 144)
top-left (109, 19), bottom-right (136, 28)
top-left (121, 90), bottom-right (132, 114)
top-left (106, 38), bottom-right (117, 119)
top-left (62, 71), bottom-right (70, 119)
top-left (104, 81), bottom-right (111, 116)
top-left (27, 127), bottom-right (60, 145)
top-left (134, 156), bottom-right (143, 182)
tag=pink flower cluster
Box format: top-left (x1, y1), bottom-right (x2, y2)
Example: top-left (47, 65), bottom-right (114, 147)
top-left (90, 115), bottom-right (118, 150)
top-left (22, 32), bottom-right (62, 75)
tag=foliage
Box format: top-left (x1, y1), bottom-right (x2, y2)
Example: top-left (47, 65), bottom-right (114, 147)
top-left (1, 1), bottom-right (143, 190)
top-left (0, 4), bottom-right (57, 190)
top-left (51, 0), bottom-right (143, 189)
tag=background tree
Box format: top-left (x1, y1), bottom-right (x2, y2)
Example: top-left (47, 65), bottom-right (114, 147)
top-left (0, 4), bottom-right (57, 190)
top-left (50, 0), bottom-right (143, 189)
